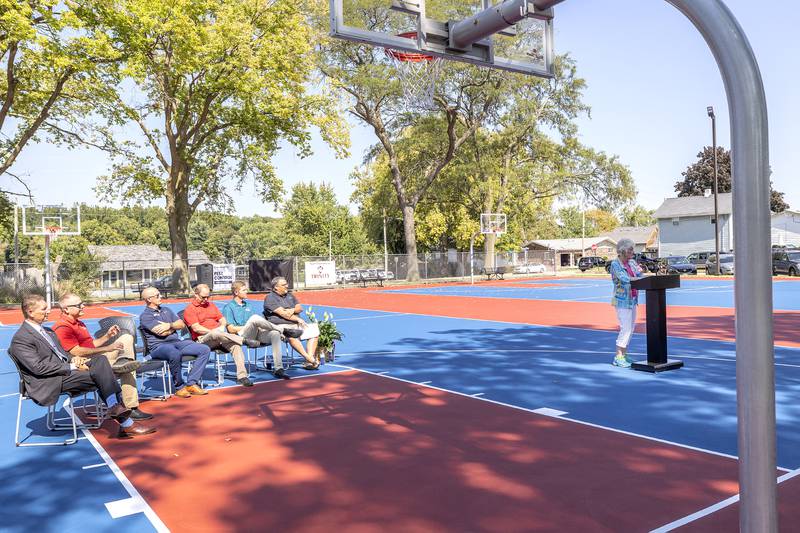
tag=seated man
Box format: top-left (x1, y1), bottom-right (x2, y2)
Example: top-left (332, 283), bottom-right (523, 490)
top-left (263, 277), bottom-right (320, 370)
top-left (222, 281), bottom-right (290, 380)
top-left (54, 293), bottom-right (155, 424)
top-left (139, 287), bottom-right (211, 398)
top-left (10, 295), bottom-right (154, 438)
top-left (184, 284), bottom-right (252, 387)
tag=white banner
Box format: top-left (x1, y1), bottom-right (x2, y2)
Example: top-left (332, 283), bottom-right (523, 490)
top-left (305, 261), bottom-right (336, 287)
top-left (213, 264), bottom-right (236, 291)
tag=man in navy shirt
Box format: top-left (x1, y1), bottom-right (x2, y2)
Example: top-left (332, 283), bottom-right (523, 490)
top-left (263, 277), bottom-right (319, 369)
top-left (139, 287), bottom-right (211, 398)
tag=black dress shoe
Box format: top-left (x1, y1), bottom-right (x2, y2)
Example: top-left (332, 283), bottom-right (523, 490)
top-left (237, 377), bottom-right (254, 387)
top-left (107, 403), bottom-right (132, 422)
top-left (273, 368), bottom-right (291, 380)
top-left (130, 408), bottom-right (154, 420)
top-left (112, 358), bottom-right (142, 374)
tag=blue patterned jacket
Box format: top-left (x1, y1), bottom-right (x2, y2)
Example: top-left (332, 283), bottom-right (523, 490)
top-left (610, 258), bottom-right (644, 308)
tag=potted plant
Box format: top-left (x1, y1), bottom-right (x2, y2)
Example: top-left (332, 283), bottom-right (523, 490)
top-left (307, 307), bottom-right (343, 363)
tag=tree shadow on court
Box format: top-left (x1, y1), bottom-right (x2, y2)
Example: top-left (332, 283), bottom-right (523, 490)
top-left (340, 322), bottom-right (800, 469)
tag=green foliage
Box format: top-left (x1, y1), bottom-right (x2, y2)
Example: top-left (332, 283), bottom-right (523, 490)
top-left (282, 182), bottom-right (376, 256)
top-left (49, 236), bottom-right (102, 299)
top-left (674, 146), bottom-right (789, 213)
top-left (306, 307), bottom-right (343, 352)
top-left (620, 205), bottom-right (655, 227)
top-left (557, 207), bottom-right (619, 238)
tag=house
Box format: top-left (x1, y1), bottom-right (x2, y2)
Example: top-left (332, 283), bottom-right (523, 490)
top-left (771, 210), bottom-right (800, 247)
top-left (653, 193), bottom-right (733, 256)
top-left (88, 245), bottom-right (210, 289)
top-left (524, 237), bottom-right (617, 268)
top-left (605, 226), bottom-right (659, 253)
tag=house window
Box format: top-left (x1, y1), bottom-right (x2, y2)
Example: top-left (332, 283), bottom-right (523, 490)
top-left (672, 218), bottom-right (680, 226)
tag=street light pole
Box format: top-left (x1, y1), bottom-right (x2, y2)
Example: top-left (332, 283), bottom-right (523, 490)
top-left (708, 106), bottom-right (721, 275)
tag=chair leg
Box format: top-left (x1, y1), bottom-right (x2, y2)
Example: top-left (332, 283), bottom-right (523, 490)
top-left (17, 395), bottom-right (81, 447)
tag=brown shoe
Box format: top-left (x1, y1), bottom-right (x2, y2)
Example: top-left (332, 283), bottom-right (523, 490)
top-left (118, 422), bottom-right (157, 438)
top-left (185, 384), bottom-right (208, 396)
top-left (175, 387), bottom-right (192, 399)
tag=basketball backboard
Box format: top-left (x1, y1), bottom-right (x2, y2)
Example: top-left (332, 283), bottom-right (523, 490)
top-left (329, 0), bottom-right (554, 77)
top-left (480, 213), bottom-right (507, 235)
top-left (21, 204), bottom-right (81, 236)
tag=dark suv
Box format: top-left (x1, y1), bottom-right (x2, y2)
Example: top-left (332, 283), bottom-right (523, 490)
top-left (772, 250), bottom-right (800, 276)
top-left (578, 256), bottom-right (606, 272)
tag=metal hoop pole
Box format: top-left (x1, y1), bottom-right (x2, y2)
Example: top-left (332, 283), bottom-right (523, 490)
top-left (44, 234), bottom-right (52, 308)
top-left (665, 1), bottom-right (774, 530)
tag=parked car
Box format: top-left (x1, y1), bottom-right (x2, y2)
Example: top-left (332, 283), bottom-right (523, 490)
top-left (604, 253), bottom-right (658, 273)
top-left (706, 253), bottom-right (735, 275)
top-left (136, 274), bottom-right (199, 292)
top-left (376, 269), bottom-right (395, 280)
top-left (336, 270), bottom-right (359, 284)
top-left (578, 256), bottom-right (606, 272)
top-left (659, 256), bottom-right (697, 275)
top-left (686, 251), bottom-right (712, 269)
top-left (514, 263), bottom-right (546, 274)
top-left (772, 250), bottom-right (800, 276)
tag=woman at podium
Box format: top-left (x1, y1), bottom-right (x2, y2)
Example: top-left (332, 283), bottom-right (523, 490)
top-left (608, 238), bottom-right (645, 368)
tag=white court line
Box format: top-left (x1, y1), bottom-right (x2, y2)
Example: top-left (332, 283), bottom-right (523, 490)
top-left (532, 407), bottom-right (568, 417)
top-left (336, 313), bottom-right (411, 322)
top-left (650, 467), bottom-right (800, 532)
top-left (419, 381), bottom-right (432, 385)
top-left (105, 498), bottom-right (148, 519)
top-left (341, 366), bottom-right (763, 468)
top-left (0, 392), bottom-right (19, 399)
top-left (471, 392), bottom-right (484, 397)
top-left (82, 463), bottom-right (107, 470)
top-left (102, 307), bottom-right (136, 316)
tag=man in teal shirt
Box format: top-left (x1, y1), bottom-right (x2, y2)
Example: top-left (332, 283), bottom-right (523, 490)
top-left (222, 281), bottom-right (288, 379)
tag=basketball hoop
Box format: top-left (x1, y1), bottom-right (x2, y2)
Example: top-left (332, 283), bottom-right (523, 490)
top-left (384, 32), bottom-right (443, 111)
top-left (480, 213), bottom-right (507, 236)
top-left (45, 225), bottom-right (61, 241)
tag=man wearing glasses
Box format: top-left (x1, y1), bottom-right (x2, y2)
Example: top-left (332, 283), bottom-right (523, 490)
top-left (183, 284), bottom-right (252, 387)
top-left (140, 287), bottom-right (211, 398)
top-left (54, 293), bottom-right (156, 428)
top-left (263, 277), bottom-right (320, 370)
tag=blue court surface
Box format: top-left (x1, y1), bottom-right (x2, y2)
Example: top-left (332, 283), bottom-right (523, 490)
top-left (385, 277), bottom-right (800, 310)
top-left (1, 292), bottom-right (799, 531)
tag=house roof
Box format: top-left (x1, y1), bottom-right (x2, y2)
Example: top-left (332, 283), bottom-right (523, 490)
top-left (88, 245), bottom-right (210, 270)
top-left (605, 225), bottom-right (657, 245)
top-left (525, 237), bottom-right (616, 252)
top-left (653, 193), bottom-right (733, 219)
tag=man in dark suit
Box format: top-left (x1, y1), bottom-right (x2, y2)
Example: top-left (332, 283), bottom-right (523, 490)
top-left (9, 294), bottom-right (155, 438)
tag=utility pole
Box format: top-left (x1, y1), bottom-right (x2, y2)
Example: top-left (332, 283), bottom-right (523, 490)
top-left (328, 230), bottom-right (332, 261)
top-left (708, 106), bottom-right (721, 275)
top-left (383, 208), bottom-right (388, 273)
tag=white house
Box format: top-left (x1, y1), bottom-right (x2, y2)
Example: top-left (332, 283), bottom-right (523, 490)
top-left (653, 193), bottom-right (733, 256)
top-left (605, 226), bottom-right (658, 253)
top-left (88, 245), bottom-right (210, 289)
top-left (770, 210), bottom-right (800, 247)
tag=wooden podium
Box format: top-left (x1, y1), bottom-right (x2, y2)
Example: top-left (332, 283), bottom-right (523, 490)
top-left (630, 274), bottom-right (684, 372)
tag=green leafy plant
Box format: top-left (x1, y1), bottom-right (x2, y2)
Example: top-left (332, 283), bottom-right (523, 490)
top-left (307, 307), bottom-right (344, 352)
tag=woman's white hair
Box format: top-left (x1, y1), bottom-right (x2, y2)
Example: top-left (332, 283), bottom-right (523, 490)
top-left (616, 238), bottom-right (635, 255)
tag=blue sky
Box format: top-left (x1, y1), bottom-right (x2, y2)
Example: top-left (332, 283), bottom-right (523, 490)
top-left (7, 0), bottom-right (799, 218)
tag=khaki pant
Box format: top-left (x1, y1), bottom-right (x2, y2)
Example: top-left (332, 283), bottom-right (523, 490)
top-left (102, 333), bottom-right (139, 409)
top-left (239, 315), bottom-right (283, 370)
top-left (198, 330), bottom-right (247, 379)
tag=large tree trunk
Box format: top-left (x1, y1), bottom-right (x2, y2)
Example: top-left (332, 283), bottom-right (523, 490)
top-left (402, 204), bottom-right (420, 281)
top-left (483, 233), bottom-right (496, 269)
top-left (165, 167), bottom-right (192, 293)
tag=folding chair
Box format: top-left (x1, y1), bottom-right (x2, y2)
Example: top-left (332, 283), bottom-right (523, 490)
top-left (7, 353), bottom-right (104, 447)
top-left (177, 310), bottom-right (227, 387)
top-left (96, 316), bottom-right (171, 401)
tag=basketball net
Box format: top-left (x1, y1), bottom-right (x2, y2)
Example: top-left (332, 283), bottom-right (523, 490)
top-left (45, 225), bottom-right (61, 241)
top-left (385, 32), bottom-right (443, 112)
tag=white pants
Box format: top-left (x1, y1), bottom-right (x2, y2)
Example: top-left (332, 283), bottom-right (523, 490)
top-left (615, 305), bottom-right (637, 349)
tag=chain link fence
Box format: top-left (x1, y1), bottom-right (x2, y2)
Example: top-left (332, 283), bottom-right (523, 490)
top-left (0, 249), bottom-right (559, 303)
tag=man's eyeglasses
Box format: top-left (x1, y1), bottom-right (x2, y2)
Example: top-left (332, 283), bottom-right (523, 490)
top-left (65, 302), bottom-right (85, 308)
top-left (146, 293), bottom-right (161, 301)
top-left (198, 295), bottom-right (210, 301)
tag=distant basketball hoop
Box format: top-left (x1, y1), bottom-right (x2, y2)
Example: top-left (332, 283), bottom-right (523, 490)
top-left (384, 32), bottom-right (443, 111)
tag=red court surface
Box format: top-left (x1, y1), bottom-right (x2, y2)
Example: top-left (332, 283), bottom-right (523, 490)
top-left (93, 370), bottom-right (747, 532)
top-left (299, 288), bottom-right (800, 347)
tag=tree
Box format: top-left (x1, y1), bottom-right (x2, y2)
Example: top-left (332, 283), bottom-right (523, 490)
top-left (282, 182), bottom-right (375, 256)
top-left (675, 146), bottom-right (789, 212)
top-left (620, 205), bottom-right (655, 227)
top-left (1, 0), bottom-right (119, 181)
top-left (93, 0), bottom-right (347, 290)
top-left (556, 206), bottom-right (618, 238)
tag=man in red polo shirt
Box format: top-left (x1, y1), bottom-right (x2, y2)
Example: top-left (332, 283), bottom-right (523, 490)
top-left (54, 293), bottom-right (157, 435)
top-left (183, 284), bottom-right (252, 387)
